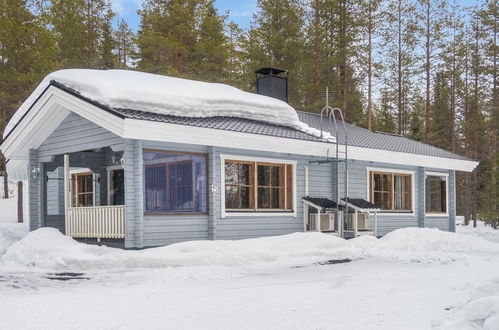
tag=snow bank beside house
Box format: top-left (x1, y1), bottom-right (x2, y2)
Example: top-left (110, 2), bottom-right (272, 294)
top-left (0, 223), bottom-right (28, 256)
top-left (2, 227), bottom-right (499, 271)
top-left (4, 69), bottom-right (331, 140)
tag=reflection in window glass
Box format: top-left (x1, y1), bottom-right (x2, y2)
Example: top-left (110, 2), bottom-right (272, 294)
top-left (143, 151), bottom-right (207, 214)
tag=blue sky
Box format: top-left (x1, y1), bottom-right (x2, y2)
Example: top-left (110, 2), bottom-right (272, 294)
top-left (112, 0), bottom-right (479, 32)
top-left (112, 0), bottom-right (258, 31)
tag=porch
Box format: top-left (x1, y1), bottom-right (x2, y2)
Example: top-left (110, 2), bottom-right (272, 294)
top-left (39, 146), bottom-right (127, 244)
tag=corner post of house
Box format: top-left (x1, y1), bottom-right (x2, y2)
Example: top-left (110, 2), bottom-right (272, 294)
top-left (63, 153), bottom-right (70, 235)
top-left (417, 167), bottom-right (425, 228)
top-left (124, 139), bottom-right (143, 248)
top-left (28, 149), bottom-right (42, 231)
top-left (208, 146), bottom-right (217, 240)
top-left (316, 207), bottom-right (321, 232)
top-left (303, 203), bottom-right (309, 231)
top-left (449, 170), bottom-right (456, 232)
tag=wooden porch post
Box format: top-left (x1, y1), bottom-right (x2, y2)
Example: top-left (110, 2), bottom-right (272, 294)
top-left (64, 153), bottom-right (70, 235)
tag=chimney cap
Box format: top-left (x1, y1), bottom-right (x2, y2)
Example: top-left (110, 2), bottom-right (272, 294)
top-left (254, 67), bottom-right (286, 75)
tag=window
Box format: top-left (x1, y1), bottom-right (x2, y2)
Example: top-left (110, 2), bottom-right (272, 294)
top-left (143, 151), bottom-right (207, 214)
top-left (369, 171), bottom-right (412, 212)
top-left (224, 160), bottom-right (293, 212)
top-left (425, 174), bottom-right (447, 214)
top-left (71, 172), bottom-right (94, 207)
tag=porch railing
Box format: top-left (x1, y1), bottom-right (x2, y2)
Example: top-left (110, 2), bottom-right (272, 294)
top-left (66, 205), bottom-right (125, 239)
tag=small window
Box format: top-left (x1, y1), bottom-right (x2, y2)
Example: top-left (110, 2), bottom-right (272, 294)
top-left (143, 151), bottom-right (207, 214)
top-left (225, 160), bottom-right (293, 212)
top-left (369, 171), bottom-right (412, 212)
top-left (425, 175), bottom-right (447, 214)
top-left (71, 172), bottom-right (94, 207)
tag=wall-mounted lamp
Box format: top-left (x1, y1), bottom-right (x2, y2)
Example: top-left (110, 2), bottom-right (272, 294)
top-left (31, 164), bottom-right (41, 181)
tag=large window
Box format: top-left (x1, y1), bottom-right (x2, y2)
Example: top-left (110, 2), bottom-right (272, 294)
top-left (224, 160), bottom-right (293, 212)
top-left (369, 171), bottom-right (412, 212)
top-left (143, 151), bottom-right (207, 214)
top-left (425, 174), bottom-right (447, 214)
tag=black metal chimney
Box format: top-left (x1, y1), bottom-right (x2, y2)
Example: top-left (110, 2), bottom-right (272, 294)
top-left (255, 67), bottom-right (288, 103)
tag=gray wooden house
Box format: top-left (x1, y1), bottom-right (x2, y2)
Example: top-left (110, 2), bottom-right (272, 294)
top-left (0, 69), bottom-right (478, 248)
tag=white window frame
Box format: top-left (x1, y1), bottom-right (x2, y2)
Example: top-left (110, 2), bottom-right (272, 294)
top-left (107, 165), bottom-right (124, 206)
top-left (366, 167), bottom-right (416, 217)
top-left (424, 171), bottom-right (449, 217)
top-left (220, 154), bottom-right (297, 218)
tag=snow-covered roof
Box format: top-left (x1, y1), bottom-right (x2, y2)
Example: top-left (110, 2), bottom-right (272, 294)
top-left (4, 69), bottom-right (327, 140)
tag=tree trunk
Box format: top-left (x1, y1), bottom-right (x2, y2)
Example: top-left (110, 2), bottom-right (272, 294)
top-left (424, 0), bottom-right (431, 142)
top-left (3, 170), bottom-right (8, 199)
top-left (367, 3), bottom-right (373, 131)
top-left (17, 181), bottom-right (23, 223)
top-left (397, 0), bottom-right (402, 135)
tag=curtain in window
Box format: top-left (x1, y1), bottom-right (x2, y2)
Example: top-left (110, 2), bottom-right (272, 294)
top-left (143, 151), bottom-right (207, 214)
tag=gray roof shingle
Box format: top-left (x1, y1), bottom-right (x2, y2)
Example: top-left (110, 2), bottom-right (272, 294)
top-left (297, 111), bottom-right (472, 161)
top-left (113, 108), bottom-right (324, 142)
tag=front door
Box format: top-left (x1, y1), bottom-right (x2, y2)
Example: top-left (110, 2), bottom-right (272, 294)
top-left (110, 169), bottom-right (125, 205)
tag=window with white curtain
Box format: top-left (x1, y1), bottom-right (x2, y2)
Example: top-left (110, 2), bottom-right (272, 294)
top-left (143, 151), bottom-right (207, 214)
top-left (369, 171), bottom-right (412, 212)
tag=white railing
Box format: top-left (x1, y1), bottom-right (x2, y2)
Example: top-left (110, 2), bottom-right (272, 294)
top-left (66, 205), bottom-right (125, 239)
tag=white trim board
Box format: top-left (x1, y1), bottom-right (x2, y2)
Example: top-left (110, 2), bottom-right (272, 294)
top-left (424, 171), bottom-right (450, 217)
top-left (219, 154), bottom-right (297, 219)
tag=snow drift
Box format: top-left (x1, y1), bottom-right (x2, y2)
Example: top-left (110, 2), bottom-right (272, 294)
top-left (2, 227), bottom-right (499, 271)
top-left (0, 223), bottom-right (28, 256)
top-left (4, 69), bottom-right (328, 139)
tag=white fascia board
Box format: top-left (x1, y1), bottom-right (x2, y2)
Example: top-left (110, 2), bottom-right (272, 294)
top-left (348, 145), bottom-right (478, 172)
top-left (1, 86), bottom-right (125, 160)
top-left (123, 118), bottom-right (335, 158)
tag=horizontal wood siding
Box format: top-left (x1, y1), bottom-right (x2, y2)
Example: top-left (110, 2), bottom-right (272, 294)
top-left (337, 160), bottom-right (420, 236)
top-left (38, 112), bottom-right (122, 159)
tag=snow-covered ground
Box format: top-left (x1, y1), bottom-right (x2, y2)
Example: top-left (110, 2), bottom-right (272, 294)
top-left (0, 216), bottom-right (498, 329)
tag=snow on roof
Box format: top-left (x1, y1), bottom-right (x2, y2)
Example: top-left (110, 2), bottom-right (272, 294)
top-left (4, 69), bottom-right (330, 140)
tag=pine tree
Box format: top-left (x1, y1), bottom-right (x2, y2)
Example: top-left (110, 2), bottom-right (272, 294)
top-left (477, 0), bottom-right (498, 226)
top-left (358, 0), bottom-right (384, 131)
top-left (430, 71), bottom-right (452, 149)
top-left (0, 0), bottom-right (57, 194)
top-left (137, 0), bottom-right (229, 81)
top-left (48, 0), bottom-right (115, 69)
top-left (114, 18), bottom-right (136, 69)
top-left (243, 0), bottom-right (306, 106)
top-left (382, 0), bottom-right (418, 135)
top-left (373, 90), bottom-right (396, 133)
top-left (416, 0), bottom-right (449, 142)
top-left (100, 7), bottom-right (116, 69)
top-left (192, 0), bottom-right (230, 82)
top-left (303, 0), bottom-right (364, 124)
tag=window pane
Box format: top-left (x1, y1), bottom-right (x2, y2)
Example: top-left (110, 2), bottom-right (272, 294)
top-left (258, 187), bottom-right (270, 208)
top-left (143, 152), bottom-right (207, 213)
top-left (426, 176), bottom-right (446, 213)
top-left (225, 162), bottom-right (238, 184)
top-left (240, 164), bottom-right (251, 185)
top-left (240, 186), bottom-right (251, 208)
top-left (286, 164), bottom-right (293, 210)
top-left (271, 188), bottom-right (281, 208)
top-left (258, 165), bottom-right (270, 186)
top-left (225, 185), bottom-right (238, 209)
top-left (271, 166), bottom-right (280, 186)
